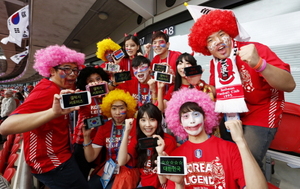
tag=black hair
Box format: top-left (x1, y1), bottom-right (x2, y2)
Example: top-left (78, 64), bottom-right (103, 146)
top-left (151, 31), bottom-right (169, 43)
top-left (174, 53), bottom-right (199, 91)
top-left (179, 102), bottom-right (205, 121)
top-left (132, 56), bottom-right (151, 68)
top-left (76, 66), bottom-right (109, 90)
top-left (135, 103), bottom-right (164, 168)
top-left (123, 34), bottom-right (143, 58)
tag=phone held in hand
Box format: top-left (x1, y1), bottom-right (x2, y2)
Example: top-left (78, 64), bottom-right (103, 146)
top-left (105, 63), bottom-right (120, 72)
top-left (152, 63), bottom-right (169, 73)
top-left (138, 137), bottom-right (158, 149)
top-left (184, 65), bottom-right (203, 77)
top-left (157, 156), bottom-right (187, 175)
top-left (154, 72), bottom-right (173, 84)
top-left (86, 83), bottom-right (108, 97)
top-left (84, 115), bottom-right (104, 129)
top-left (112, 49), bottom-right (125, 60)
top-left (114, 71), bottom-right (131, 83)
top-left (60, 91), bottom-right (91, 109)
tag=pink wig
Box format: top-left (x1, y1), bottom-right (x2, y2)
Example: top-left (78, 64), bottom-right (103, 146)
top-left (165, 88), bottom-right (220, 139)
top-left (33, 45), bottom-right (85, 77)
top-left (188, 9), bottom-right (238, 56)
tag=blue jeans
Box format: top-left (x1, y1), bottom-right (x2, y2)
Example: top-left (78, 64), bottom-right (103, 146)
top-left (243, 125), bottom-right (277, 169)
top-left (33, 156), bottom-right (89, 189)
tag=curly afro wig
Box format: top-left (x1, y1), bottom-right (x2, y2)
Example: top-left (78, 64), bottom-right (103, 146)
top-left (33, 45), bottom-right (85, 77)
top-left (188, 9), bottom-right (238, 56)
top-left (96, 38), bottom-right (121, 61)
top-left (165, 88), bottom-right (220, 139)
top-left (101, 89), bottom-right (137, 118)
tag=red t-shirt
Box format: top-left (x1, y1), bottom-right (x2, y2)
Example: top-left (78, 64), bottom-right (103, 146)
top-left (119, 57), bottom-right (134, 77)
top-left (128, 133), bottom-right (177, 188)
top-left (151, 50), bottom-right (181, 74)
top-left (209, 41), bottom-right (290, 128)
top-left (72, 97), bottom-right (105, 144)
top-left (12, 79), bottom-right (72, 174)
top-left (93, 119), bottom-right (135, 168)
top-left (117, 78), bottom-right (156, 107)
top-left (167, 136), bottom-right (245, 189)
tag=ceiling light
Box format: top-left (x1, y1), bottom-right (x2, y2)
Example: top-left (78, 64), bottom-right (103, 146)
top-left (98, 12), bottom-right (108, 20)
top-left (73, 39), bottom-right (80, 44)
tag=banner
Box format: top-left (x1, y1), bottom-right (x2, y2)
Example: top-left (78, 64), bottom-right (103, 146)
top-left (1, 5), bottom-right (29, 47)
top-left (185, 4), bottom-right (250, 41)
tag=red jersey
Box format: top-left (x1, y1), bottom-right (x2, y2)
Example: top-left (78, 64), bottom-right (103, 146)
top-left (12, 79), bottom-right (72, 174)
top-left (168, 136), bottom-right (245, 189)
top-left (117, 78), bottom-right (155, 107)
top-left (151, 50), bottom-right (181, 73)
top-left (119, 57), bottom-right (134, 77)
top-left (128, 133), bottom-right (177, 189)
top-left (209, 41), bottom-right (290, 128)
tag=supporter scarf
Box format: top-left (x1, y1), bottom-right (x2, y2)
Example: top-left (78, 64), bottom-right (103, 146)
top-left (213, 41), bottom-right (248, 113)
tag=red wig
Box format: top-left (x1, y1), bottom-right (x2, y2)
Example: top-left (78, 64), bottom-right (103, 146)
top-left (188, 9), bottom-right (238, 56)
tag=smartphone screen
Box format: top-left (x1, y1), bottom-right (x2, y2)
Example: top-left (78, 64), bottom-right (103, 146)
top-left (157, 156), bottom-right (187, 175)
top-left (153, 63), bottom-right (168, 72)
top-left (114, 71), bottom-right (131, 83)
top-left (184, 65), bottom-right (203, 76)
top-left (138, 137), bottom-right (158, 149)
top-left (154, 72), bottom-right (172, 84)
top-left (84, 116), bottom-right (104, 129)
top-left (60, 91), bottom-right (91, 109)
top-left (86, 83), bottom-right (108, 97)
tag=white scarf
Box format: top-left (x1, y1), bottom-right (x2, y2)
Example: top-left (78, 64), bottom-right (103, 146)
top-left (213, 41), bottom-right (248, 113)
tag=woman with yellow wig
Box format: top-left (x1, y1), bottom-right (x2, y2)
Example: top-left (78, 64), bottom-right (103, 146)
top-left (82, 89), bottom-right (139, 189)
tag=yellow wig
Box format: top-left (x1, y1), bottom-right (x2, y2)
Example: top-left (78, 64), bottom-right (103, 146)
top-left (101, 89), bottom-right (137, 118)
top-left (96, 38), bottom-right (121, 61)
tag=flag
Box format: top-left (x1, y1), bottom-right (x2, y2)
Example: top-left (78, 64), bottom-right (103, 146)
top-left (1, 5), bottom-right (29, 47)
top-left (184, 3), bottom-right (250, 41)
top-left (10, 48), bottom-right (29, 64)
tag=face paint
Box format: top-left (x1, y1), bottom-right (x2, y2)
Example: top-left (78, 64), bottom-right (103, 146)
top-left (133, 64), bottom-right (150, 83)
top-left (59, 72), bottom-right (66, 79)
top-left (181, 111), bottom-right (204, 136)
top-left (133, 64), bottom-right (149, 75)
top-left (120, 110), bottom-right (126, 115)
top-left (105, 50), bottom-right (113, 62)
top-left (152, 40), bottom-right (166, 48)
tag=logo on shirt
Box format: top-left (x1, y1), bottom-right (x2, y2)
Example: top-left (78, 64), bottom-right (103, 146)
top-left (194, 149), bottom-right (202, 159)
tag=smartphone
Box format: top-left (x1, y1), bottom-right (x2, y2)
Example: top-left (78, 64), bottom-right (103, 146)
top-left (86, 83), bottom-right (108, 97)
top-left (184, 65), bottom-right (203, 77)
top-left (105, 63), bottom-right (120, 72)
top-left (154, 72), bottom-right (173, 84)
top-left (152, 63), bottom-right (168, 73)
top-left (112, 49), bottom-right (125, 60)
top-left (157, 156), bottom-right (187, 175)
top-left (138, 137), bottom-right (158, 149)
top-left (114, 71), bottom-right (131, 83)
top-left (84, 115), bottom-right (104, 129)
top-left (60, 91), bottom-right (91, 109)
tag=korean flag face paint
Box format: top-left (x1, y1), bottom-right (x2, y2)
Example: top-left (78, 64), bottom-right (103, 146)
top-left (181, 111), bottom-right (204, 136)
top-left (133, 63), bottom-right (150, 83)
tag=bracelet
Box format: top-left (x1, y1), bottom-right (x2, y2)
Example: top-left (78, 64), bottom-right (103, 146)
top-left (256, 59), bottom-right (267, 72)
top-left (83, 140), bottom-right (92, 147)
top-left (252, 57), bottom-right (262, 70)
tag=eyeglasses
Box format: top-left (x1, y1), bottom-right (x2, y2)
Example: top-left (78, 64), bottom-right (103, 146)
top-left (57, 67), bottom-right (80, 75)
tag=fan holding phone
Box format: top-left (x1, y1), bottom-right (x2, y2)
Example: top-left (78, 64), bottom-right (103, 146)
top-left (118, 103), bottom-right (177, 189)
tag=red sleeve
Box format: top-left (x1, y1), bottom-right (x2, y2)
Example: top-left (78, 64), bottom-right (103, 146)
top-left (163, 133), bottom-right (177, 155)
top-left (93, 120), bottom-right (112, 146)
top-left (209, 59), bottom-right (215, 86)
top-left (163, 85), bottom-right (175, 101)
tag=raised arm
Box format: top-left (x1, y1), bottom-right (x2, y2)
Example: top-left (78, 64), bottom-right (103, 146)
top-left (225, 120), bottom-right (268, 189)
top-left (82, 125), bottom-right (102, 162)
top-left (117, 118), bottom-right (134, 166)
top-left (0, 91), bottom-right (79, 135)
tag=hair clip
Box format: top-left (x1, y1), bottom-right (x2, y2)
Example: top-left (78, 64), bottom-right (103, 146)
top-left (152, 31), bottom-right (156, 34)
top-left (133, 32), bottom-right (137, 37)
top-left (94, 65), bottom-right (99, 69)
top-left (124, 33), bottom-right (128, 37)
top-left (79, 65), bottom-right (86, 69)
top-left (163, 30), bottom-right (167, 34)
top-left (190, 51), bottom-right (195, 56)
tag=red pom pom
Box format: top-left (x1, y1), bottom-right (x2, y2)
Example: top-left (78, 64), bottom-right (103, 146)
top-left (94, 65), bottom-right (99, 69)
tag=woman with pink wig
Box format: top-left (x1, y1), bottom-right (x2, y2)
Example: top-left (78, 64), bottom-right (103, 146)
top-left (0, 45), bottom-right (90, 188)
top-left (163, 88), bottom-right (267, 189)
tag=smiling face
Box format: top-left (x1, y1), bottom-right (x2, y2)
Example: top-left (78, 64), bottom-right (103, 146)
top-left (177, 58), bottom-right (192, 78)
top-left (152, 37), bottom-right (169, 56)
top-left (139, 112), bottom-right (158, 137)
top-left (133, 63), bottom-right (150, 83)
top-left (51, 63), bottom-right (78, 89)
top-left (181, 111), bottom-right (204, 136)
top-left (207, 30), bottom-right (232, 60)
top-left (86, 73), bottom-right (102, 84)
top-left (125, 39), bottom-right (139, 57)
top-left (111, 100), bottom-right (127, 125)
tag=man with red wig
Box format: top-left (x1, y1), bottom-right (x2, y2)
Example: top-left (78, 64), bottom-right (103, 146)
top-left (0, 45), bottom-right (90, 188)
top-left (188, 8), bottom-right (296, 171)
